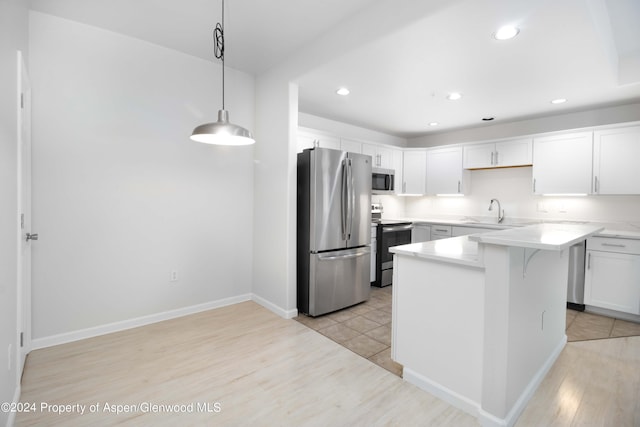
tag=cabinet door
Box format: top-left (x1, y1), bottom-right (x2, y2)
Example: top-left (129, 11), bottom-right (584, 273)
top-left (377, 146), bottom-right (394, 169)
top-left (451, 226), bottom-right (493, 237)
top-left (495, 138), bottom-right (532, 167)
top-left (392, 149), bottom-right (404, 194)
top-left (402, 150), bottom-right (426, 194)
top-left (362, 144), bottom-right (379, 167)
top-left (532, 132), bottom-right (592, 195)
top-left (463, 143), bottom-right (494, 169)
top-left (411, 225), bottom-right (431, 243)
top-left (341, 138), bottom-right (362, 154)
top-left (426, 147), bottom-right (463, 195)
top-left (585, 250), bottom-right (640, 315)
top-left (593, 126), bottom-right (640, 195)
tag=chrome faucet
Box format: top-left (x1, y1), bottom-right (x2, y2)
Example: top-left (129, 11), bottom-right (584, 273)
top-left (488, 198), bottom-right (504, 223)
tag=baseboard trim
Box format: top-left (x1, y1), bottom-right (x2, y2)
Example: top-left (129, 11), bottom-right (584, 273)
top-left (478, 335), bottom-right (567, 427)
top-left (404, 335), bottom-right (567, 427)
top-left (251, 294), bottom-right (298, 319)
top-left (31, 294), bottom-right (252, 350)
top-left (402, 367), bottom-right (481, 418)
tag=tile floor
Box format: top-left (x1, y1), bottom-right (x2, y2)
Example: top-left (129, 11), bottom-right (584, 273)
top-left (295, 285), bottom-right (401, 376)
top-left (296, 285), bottom-right (640, 378)
top-left (566, 308), bottom-right (640, 341)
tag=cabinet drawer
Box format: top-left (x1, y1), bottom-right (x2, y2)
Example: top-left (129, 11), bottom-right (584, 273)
top-left (587, 237), bottom-right (640, 255)
top-left (431, 225), bottom-right (452, 238)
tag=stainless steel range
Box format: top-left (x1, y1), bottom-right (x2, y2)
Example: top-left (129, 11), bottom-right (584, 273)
top-left (371, 203), bottom-right (412, 287)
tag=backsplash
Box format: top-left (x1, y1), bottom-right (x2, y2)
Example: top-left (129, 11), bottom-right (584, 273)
top-left (377, 167), bottom-right (640, 224)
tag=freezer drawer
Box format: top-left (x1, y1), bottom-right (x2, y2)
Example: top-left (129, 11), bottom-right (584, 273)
top-left (300, 247), bottom-right (371, 316)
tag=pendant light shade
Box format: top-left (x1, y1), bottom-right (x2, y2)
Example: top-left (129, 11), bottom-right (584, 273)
top-left (190, 0), bottom-right (255, 146)
top-left (191, 110), bottom-right (255, 145)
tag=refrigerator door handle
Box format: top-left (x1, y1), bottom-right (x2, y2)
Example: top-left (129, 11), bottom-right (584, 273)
top-left (318, 248), bottom-right (371, 261)
top-left (347, 158), bottom-right (355, 240)
top-left (341, 159), bottom-right (348, 241)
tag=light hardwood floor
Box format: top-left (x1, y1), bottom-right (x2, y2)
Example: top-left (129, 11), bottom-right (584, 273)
top-left (16, 301), bottom-right (640, 426)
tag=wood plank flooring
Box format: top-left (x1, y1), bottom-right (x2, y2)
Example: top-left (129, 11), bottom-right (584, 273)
top-left (16, 301), bottom-right (640, 426)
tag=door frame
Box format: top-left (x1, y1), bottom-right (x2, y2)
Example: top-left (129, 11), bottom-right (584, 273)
top-left (16, 49), bottom-right (32, 381)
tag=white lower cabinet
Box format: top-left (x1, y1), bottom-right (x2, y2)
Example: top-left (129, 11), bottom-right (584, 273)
top-left (411, 224), bottom-right (431, 243)
top-left (584, 237), bottom-right (640, 315)
top-left (430, 225), bottom-right (452, 240)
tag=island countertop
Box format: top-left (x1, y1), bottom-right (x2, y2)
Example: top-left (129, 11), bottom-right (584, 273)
top-left (468, 223), bottom-right (604, 250)
top-left (390, 236), bottom-right (481, 268)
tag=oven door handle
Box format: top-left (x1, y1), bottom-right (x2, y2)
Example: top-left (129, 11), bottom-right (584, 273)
top-left (382, 224), bottom-right (413, 232)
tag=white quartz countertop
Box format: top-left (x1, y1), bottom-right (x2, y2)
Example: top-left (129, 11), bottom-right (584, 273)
top-left (468, 223), bottom-right (604, 250)
top-left (390, 236), bottom-right (482, 268)
top-left (386, 216), bottom-right (640, 239)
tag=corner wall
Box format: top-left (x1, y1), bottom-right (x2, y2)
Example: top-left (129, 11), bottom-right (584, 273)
top-left (252, 74), bottom-right (298, 318)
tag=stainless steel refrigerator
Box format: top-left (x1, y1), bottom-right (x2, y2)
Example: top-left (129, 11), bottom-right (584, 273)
top-left (297, 147), bottom-right (372, 316)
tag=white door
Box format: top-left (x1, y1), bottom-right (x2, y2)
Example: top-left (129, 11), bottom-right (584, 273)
top-left (17, 50), bottom-right (33, 380)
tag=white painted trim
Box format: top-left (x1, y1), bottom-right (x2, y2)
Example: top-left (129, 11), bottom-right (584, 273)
top-left (31, 294), bottom-right (251, 350)
top-left (402, 367), bottom-right (481, 418)
top-left (6, 384), bottom-right (21, 427)
top-left (251, 293), bottom-right (298, 319)
top-left (478, 335), bottom-right (567, 427)
top-left (404, 335), bottom-right (567, 427)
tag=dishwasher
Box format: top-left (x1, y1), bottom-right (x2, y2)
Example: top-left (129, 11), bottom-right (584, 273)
top-left (567, 240), bottom-right (586, 311)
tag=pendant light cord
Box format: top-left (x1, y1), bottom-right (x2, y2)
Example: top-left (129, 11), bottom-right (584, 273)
top-left (213, 0), bottom-right (225, 109)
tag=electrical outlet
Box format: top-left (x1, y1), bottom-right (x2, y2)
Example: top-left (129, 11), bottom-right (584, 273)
top-left (170, 271), bottom-right (178, 282)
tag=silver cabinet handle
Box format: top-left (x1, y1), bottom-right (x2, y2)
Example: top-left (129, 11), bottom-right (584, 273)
top-left (495, 151), bottom-right (499, 165)
top-left (533, 178), bottom-right (536, 193)
top-left (594, 176), bottom-right (599, 193)
top-left (403, 182), bottom-right (406, 193)
top-left (602, 243), bottom-right (625, 248)
top-left (491, 152), bottom-right (494, 165)
top-left (457, 180), bottom-right (461, 193)
top-left (26, 233), bottom-right (38, 241)
top-left (587, 252), bottom-right (591, 269)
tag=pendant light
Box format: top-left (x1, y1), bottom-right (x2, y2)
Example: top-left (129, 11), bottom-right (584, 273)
top-left (190, 0), bottom-right (255, 145)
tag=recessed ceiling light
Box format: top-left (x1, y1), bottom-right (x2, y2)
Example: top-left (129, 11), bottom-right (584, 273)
top-left (429, 122), bottom-right (439, 126)
top-left (493, 25), bottom-right (519, 40)
top-left (446, 92), bottom-right (462, 101)
top-left (551, 98), bottom-right (567, 104)
top-left (336, 87), bottom-right (350, 96)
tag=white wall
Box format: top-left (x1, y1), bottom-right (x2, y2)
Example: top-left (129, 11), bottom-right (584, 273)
top-left (299, 112), bottom-right (406, 147)
top-left (252, 74), bottom-right (298, 318)
top-left (0, 0), bottom-right (29, 422)
top-left (408, 102), bottom-right (640, 147)
top-left (29, 12), bottom-right (255, 341)
top-left (404, 167), bottom-right (640, 224)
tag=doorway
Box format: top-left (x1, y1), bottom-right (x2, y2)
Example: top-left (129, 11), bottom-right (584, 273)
top-left (17, 50), bottom-right (33, 381)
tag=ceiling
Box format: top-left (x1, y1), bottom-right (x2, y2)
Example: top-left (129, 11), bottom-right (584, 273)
top-left (29, 0), bottom-right (640, 139)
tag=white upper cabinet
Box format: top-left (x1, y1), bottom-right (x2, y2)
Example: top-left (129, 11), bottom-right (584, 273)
top-left (463, 138), bottom-right (532, 169)
top-left (297, 128), bottom-right (341, 152)
top-left (363, 143), bottom-right (394, 169)
top-left (391, 148), bottom-right (403, 194)
top-left (426, 146), bottom-right (464, 195)
top-left (402, 150), bottom-right (426, 195)
top-left (532, 132), bottom-right (593, 195)
top-left (593, 126), bottom-right (640, 195)
top-left (340, 138), bottom-right (363, 154)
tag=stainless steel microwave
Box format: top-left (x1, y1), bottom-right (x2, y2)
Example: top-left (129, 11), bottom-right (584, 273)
top-left (372, 168), bottom-right (395, 194)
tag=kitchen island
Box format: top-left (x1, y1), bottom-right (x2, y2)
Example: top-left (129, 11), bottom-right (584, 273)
top-left (390, 223), bottom-right (603, 427)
